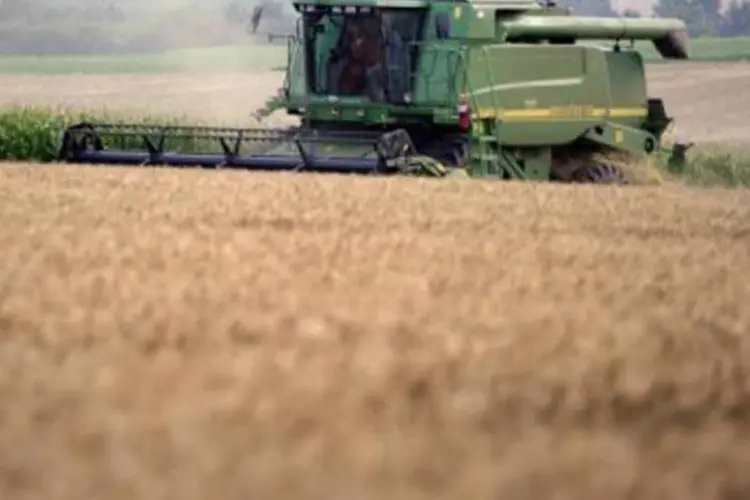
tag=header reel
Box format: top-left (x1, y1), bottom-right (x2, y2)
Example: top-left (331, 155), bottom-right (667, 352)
top-left (57, 122), bottom-right (451, 177)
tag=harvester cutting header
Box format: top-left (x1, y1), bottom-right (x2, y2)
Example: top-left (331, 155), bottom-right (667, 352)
top-left (58, 0), bottom-right (690, 184)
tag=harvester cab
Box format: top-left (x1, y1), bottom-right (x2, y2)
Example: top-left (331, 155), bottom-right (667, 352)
top-left (290, 5), bottom-right (425, 104)
top-left (58, 0), bottom-right (691, 184)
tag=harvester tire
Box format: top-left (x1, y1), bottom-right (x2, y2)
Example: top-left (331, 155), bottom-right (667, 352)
top-left (572, 163), bottom-right (628, 185)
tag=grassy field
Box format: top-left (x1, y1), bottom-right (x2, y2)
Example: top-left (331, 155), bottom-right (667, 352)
top-left (0, 165), bottom-right (748, 500)
top-left (0, 45), bottom-right (287, 74)
top-left (615, 36), bottom-right (750, 61)
top-left (0, 36), bottom-right (748, 74)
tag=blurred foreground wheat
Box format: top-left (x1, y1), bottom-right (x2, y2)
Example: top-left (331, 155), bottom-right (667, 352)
top-left (0, 165), bottom-right (748, 500)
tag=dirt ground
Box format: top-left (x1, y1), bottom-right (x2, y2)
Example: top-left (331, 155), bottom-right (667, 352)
top-left (1, 61), bottom-right (749, 145)
top-left (1, 62), bottom-right (750, 499)
top-left (644, 62), bottom-right (750, 146)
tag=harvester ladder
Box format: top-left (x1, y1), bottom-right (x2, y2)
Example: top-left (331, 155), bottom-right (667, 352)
top-left (409, 42), bottom-right (526, 179)
top-left (466, 46), bottom-right (526, 180)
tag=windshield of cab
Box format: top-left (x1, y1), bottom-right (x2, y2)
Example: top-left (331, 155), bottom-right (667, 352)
top-left (299, 6), bottom-right (426, 103)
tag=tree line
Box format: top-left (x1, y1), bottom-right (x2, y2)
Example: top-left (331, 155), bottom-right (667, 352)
top-left (562, 0), bottom-right (750, 37)
top-left (651, 0), bottom-right (750, 37)
top-left (0, 0), bottom-right (253, 54)
top-left (222, 0), bottom-right (750, 40)
top-left (0, 0), bottom-right (747, 55)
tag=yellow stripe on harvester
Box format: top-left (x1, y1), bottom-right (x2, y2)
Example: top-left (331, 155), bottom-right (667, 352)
top-left (475, 106), bottom-right (648, 120)
top-left (608, 108), bottom-right (648, 117)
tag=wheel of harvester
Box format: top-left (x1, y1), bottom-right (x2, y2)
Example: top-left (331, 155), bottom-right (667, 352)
top-left (571, 163), bottom-right (628, 185)
top-left (418, 134), bottom-right (471, 178)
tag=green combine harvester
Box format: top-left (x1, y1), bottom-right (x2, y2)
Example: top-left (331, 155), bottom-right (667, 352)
top-left (58, 0), bottom-right (691, 184)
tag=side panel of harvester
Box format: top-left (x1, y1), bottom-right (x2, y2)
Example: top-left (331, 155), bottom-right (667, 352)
top-left (464, 43), bottom-right (651, 146)
top-left (409, 2), bottom-right (470, 110)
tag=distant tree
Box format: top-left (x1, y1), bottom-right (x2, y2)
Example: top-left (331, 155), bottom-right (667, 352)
top-left (0, 0), bottom-right (126, 24)
top-left (621, 8), bottom-right (642, 16)
top-left (697, 0), bottom-right (723, 34)
top-left (0, 0), bottom-right (30, 20)
top-left (104, 2), bottom-right (127, 23)
top-left (654, 0), bottom-right (716, 36)
top-left (560, 0), bottom-right (618, 16)
top-left (719, 0), bottom-right (750, 36)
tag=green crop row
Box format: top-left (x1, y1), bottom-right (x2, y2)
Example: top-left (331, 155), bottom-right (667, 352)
top-left (1, 107), bottom-right (748, 188)
top-left (0, 107), bottom-right (193, 162)
top-left (0, 45), bottom-right (287, 75)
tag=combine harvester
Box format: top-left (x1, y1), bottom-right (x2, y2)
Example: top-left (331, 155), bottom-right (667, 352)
top-left (58, 0), bottom-right (690, 184)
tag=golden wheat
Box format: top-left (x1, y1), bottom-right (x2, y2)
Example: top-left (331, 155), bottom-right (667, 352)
top-left (0, 164), bottom-right (748, 500)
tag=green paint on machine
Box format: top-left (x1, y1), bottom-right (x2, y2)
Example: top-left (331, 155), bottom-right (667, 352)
top-left (57, 0), bottom-right (693, 185)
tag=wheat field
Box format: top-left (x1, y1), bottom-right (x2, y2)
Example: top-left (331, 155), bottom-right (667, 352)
top-left (1, 62), bottom-right (750, 499)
